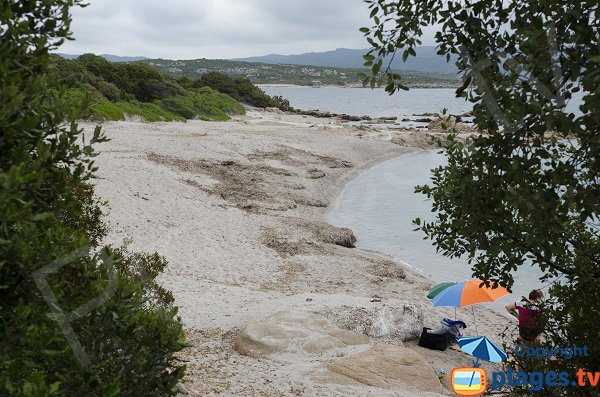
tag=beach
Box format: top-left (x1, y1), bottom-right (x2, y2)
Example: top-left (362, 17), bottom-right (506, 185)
top-left (88, 108), bottom-right (509, 396)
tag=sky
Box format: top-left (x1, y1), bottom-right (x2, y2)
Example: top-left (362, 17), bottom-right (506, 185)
top-left (60, 0), bottom-right (439, 60)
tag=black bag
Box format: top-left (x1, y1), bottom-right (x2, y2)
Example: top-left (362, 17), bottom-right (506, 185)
top-left (418, 327), bottom-right (449, 351)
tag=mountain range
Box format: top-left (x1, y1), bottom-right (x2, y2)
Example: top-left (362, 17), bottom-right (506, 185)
top-left (232, 47), bottom-right (458, 75)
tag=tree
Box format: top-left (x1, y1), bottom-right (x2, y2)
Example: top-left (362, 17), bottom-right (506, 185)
top-left (197, 71), bottom-right (240, 100)
top-left (1, 1), bottom-right (186, 396)
top-left (363, 1), bottom-right (599, 395)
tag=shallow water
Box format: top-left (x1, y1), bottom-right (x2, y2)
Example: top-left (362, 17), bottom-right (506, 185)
top-left (261, 87), bottom-right (472, 127)
top-left (261, 86), bottom-right (585, 124)
top-left (328, 151), bottom-right (547, 308)
top-left (267, 86), bottom-right (583, 307)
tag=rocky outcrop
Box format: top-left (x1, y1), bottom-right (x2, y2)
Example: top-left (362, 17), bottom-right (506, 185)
top-left (309, 222), bottom-right (357, 248)
top-left (329, 345), bottom-right (444, 393)
top-left (323, 304), bottom-right (424, 341)
top-left (234, 310), bottom-right (369, 359)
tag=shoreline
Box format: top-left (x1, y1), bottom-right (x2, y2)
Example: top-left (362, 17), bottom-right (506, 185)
top-left (259, 83), bottom-right (461, 89)
top-left (88, 109), bottom-right (509, 396)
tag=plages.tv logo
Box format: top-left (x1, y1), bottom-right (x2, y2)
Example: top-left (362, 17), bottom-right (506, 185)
top-left (450, 367), bottom-right (487, 396)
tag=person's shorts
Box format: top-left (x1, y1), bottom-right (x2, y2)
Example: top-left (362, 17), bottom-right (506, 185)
top-left (519, 327), bottom-right (540, 342)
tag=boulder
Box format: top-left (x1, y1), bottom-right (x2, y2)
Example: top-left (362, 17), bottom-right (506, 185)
top-left (324, 304), bottom-right (423, 341)
top-left (329, 345), bottom-right (444, 393)
top-left (310, 223), bottom-right (357, 248)
top-left (234, 310), bottom-right (369, 359)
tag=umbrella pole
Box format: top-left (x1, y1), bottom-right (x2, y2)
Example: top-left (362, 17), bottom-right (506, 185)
top-left (471, 306), bottom-right (479, 336)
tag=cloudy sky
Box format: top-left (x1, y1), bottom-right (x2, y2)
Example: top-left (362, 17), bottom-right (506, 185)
top-left (60, 0), bottom-right (438, 59)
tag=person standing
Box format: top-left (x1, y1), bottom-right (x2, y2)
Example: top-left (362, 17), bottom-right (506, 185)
top-left (506, 289), bottom-right (545, 344)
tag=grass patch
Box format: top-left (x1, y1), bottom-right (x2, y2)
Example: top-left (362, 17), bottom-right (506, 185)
top-left (79, 87), bottom-right (243, 122)
top-left (159, 88), bottom-right (245, 121)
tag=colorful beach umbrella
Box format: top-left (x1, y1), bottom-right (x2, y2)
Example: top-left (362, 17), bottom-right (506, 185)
top-left (431, 279), bottom-right (510, 308)
top-left (457, 336), bottom-right (507, 363)
top-left (427, 282), bottom-right (456, 299)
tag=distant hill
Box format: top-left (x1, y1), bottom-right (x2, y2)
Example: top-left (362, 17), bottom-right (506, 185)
top-left (233, 47), bottom-right (458, 75)
top-left (55, 53), bottom-right (148, 62)
top-left (142, 58), bottom-right (460, 88)
top-left (54, 52), bottom-right (460, 88)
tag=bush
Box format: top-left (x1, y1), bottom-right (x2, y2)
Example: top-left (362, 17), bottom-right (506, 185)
top-left (160, 96), bottom-right (198, 119)
top-left (233, 77), bottom-right (276, 108)
top-left (0, 1), bottom-right (186, 395)
top-left (271, 95), bottom-right (293, 111)
top-left (197, 71), bottom-right (240, 100)
top-left (52, 56), bottom-right (252, 122)
top-left (160, 88), bottom-right (245, 121)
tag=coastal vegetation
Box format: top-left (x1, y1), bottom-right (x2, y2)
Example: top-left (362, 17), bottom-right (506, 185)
top-left (1, 1), bottom-right (186, 395)
top-left (140, 57), bottom-right (461, 88)
top-left (51, 54), bottom-right (280, 122)
top-left (364, 0), bottom-right (599, 395)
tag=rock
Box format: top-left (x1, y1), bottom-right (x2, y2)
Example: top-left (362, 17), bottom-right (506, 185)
top-left (324, 304), bottom-right (423, 341)
top-left (415, 117), bottom-right (433, 123)
top-left (329, 345), bottom-right (444, 393)
top-left (414, 112), bottom-right (439, 117)
top-left (310, 223), bottom-right (357, 248)
top-left (338, 114), bottom-right (362, 122)
top-left (234, 310), bottom-right (369, 359)
top-left (265, 107), bottom-right (284, 114)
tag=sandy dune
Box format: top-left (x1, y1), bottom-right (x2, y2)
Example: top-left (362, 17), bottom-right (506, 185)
top-left (88, 109), bottom-right (511, 396)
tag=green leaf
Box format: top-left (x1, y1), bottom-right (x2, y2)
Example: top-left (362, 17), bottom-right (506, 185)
top-left (31, 212), bottom-right (51, 221)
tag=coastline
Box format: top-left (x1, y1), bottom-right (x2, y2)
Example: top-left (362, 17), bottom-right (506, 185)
top-left (259, 83), bottom-right (461, 89)
top-left (88, 108), bottom-right (509, 396)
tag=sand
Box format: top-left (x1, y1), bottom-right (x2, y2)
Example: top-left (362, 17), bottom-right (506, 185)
top-left (88, 108), bottom-right (511, 396)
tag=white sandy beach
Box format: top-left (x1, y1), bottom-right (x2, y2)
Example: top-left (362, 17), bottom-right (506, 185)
top-left (88, 109), bottom-right (512, 396)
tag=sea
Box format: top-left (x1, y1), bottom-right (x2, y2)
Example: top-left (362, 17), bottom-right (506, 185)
top-left (262, 86), bottom-right (473, 128)
top-left (261, 86), bottom-right (583, 307)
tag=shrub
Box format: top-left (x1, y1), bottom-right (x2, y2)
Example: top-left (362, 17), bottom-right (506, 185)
top-left (0, 1), bottom-right (186, 395)
top-left (160, 88), bottom-right (245, 121)
top-left (91, 100), bottom-right (126, 121)
top-left (51, 57), bottom-right (253, 122)
top-left (233, 77), bottom-right (276, 108)
top-left (197, 71), bottom-right (240, 100)
top-left (271, 95), bottom-right (293, 111)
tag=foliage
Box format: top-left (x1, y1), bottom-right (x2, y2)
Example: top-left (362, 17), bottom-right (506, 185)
top-left (184, 71), bottom-right (276, 108)
top-left (158, 87), bottom-right (245, 121)
top-left (0, 1), bottom-right (186, 396)
top-left (233, 77), bottom-right (276, 108)
top-left (271, 95), bottom-right (293, 112)
top-left (196, 71), bottom-right (240, 100)
top-left (52, 55), bottom-right (246, 122)
top-left (363, 1), bottom-right (599, 395)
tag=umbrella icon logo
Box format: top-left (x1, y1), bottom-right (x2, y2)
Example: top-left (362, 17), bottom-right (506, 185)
top-left (451, 367), bottom-right (487, 396)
